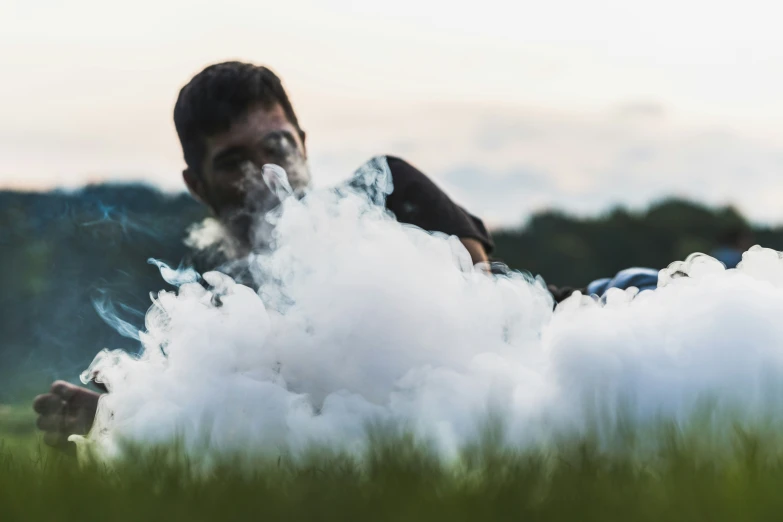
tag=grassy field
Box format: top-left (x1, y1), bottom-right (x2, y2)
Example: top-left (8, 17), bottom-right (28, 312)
top-left (4, 404), bottom-right (783, 522)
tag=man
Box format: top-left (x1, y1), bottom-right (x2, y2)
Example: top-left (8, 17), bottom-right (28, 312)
top-left (174, 61), bottom-right (493, 266)
top-left (33, 61), bottom-right (496, 450)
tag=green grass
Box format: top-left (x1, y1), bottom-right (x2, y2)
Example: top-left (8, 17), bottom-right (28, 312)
top-left (0, 403), bottom-right (36, 436)
top-left (4, 404), bottom-right (783, 522)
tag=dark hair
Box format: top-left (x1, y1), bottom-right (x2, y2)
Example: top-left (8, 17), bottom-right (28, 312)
top-left (173, 61), bottom-right (303, 171)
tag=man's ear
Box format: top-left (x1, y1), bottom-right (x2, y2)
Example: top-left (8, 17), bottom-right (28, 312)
top-left (183, 168), bottom-right (210, 208)
top-left (299, 129), bottom-right (307, 158)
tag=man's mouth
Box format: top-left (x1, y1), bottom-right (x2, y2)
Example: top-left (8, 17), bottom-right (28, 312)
top-left (215, 162), bottom-right (304, 252)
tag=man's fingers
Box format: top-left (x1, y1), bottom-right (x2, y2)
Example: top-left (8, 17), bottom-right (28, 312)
top-left (37, 411), bottom-right (91, 436)
top-left (63, 415), bottom-right (91, 436)
top-left (50, 380), bottom-right (78, 400)
top-left (36, 414), bottom-right (64, 432)
top-left (33, 394), bottom-right (64, 415)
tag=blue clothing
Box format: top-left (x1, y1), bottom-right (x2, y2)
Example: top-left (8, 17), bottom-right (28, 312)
top-left (710, 247), bottom-right (742, 269)
top-left (586, 267), bottom-right (659, 296)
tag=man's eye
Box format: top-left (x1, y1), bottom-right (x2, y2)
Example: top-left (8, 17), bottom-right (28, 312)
top-left (260, 131), bottom-right (295, 153)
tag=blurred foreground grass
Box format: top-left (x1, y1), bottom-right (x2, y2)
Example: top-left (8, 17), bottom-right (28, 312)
top-left (3, 404), bottom-right (783, 521)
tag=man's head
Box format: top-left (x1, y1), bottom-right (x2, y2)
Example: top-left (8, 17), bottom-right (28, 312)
top-left (174, 61), bottom-right (311, 244)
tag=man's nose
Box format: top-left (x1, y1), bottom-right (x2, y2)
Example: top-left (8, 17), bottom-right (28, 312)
top-left (240, 144), bottom-right (281, 173)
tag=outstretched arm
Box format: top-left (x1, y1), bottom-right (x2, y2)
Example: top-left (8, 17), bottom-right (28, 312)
top-left (382, 156), bottom-right (495, 264)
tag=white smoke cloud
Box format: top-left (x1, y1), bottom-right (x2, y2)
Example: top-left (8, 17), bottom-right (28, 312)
top-left (75, 159), bottom-right (783, 462)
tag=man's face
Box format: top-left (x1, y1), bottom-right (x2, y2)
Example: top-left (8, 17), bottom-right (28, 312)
top-left (184, 103), bottom-right (311, 243)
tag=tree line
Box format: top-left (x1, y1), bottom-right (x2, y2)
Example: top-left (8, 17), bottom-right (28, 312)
top-left (0, 184), bottom-right (775, 399)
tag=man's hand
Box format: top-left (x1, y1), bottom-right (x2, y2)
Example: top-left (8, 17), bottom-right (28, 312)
top-left (33, 381), bottom-right (101, 452)
top-left (459, 237), bottom-right (489, 266)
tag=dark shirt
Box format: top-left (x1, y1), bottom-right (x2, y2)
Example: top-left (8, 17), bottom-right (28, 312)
top-left (378, 159), bottom-right (583, 302)
top-left (380, 156), bottom-right (494, 254)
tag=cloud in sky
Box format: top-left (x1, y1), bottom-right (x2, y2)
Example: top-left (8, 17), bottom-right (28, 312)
top-left (4, 97), bottom-right (783, 227)
top-left (4, 0), bottom-right (783, 225)
top-left (304, 101), bottom-right (783, 227)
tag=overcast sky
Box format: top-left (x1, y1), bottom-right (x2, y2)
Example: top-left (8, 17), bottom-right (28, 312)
top-left (3, 0), bottom-right (783, 226)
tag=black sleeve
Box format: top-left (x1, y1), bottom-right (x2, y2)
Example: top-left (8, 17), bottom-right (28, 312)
top-left (382, 156), bottom-right (494, 254)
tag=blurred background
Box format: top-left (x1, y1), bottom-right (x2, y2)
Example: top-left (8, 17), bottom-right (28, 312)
top-left (3, 0), bottom-right (783, 401)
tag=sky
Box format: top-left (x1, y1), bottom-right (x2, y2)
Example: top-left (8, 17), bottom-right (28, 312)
top-left (3, 0), bottom-right (783, 227)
